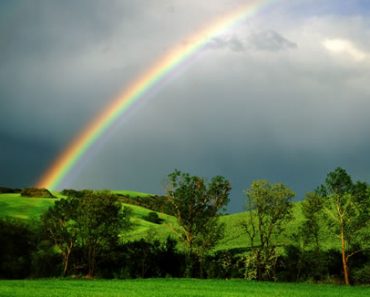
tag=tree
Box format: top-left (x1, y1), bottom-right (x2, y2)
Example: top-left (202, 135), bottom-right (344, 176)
top-left (42, 190), bottom-right (131, 277)
top-left (301, 192), bottom-right (325, 251)
top-left (166, 170), bottom-right (231, 277)
top-left (317, 167), bottom-right (370, 285)
top-left (75, 190), bottom-right (131, 277)
top-left (244, 180), bottom-right (295, 280)
top-left (296, 192), bottom-right (326, 281)
top-left (41, 197), bottom-right (79, 276)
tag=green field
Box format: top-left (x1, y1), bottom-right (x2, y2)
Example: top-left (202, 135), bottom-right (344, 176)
top-left (0, 279), bottom-right (368, 297)
top-left (111, 190), bottom-right (154, 197)
top-left (0, 193), bottom-right (54, 220)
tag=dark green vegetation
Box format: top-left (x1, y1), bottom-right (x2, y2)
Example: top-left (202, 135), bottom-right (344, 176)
top-left (21, 187), bottom-right (55, 198)
top-left (0, 168), bottom-right (370, 286)
top-left (1, 279), bottom-right (370, 297)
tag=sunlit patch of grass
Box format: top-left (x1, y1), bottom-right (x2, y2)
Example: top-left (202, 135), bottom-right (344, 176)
top-left (112, 190), bottom-right (154, 197)
top-left (0, 194), bottom-right (54, 221)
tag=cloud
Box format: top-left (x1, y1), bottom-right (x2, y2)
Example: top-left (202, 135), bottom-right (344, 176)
top-left (207, 36), bottom-right (244, 52)
top-left (207, 30), bottom-right (296, 53)
top-left (1, 0), bottom-right (370, 212)
top-left (247, 30), bottom-right (297, 51)
top-left (323, 38), bottom-right (368, 61)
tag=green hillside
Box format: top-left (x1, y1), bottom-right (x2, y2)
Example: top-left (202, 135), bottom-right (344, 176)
top-left (0, 193), bottom-right (54, 220)
top-left (0, 192), bottom-right (180, 244)
top-left (120, 202), bottom-right (179, 243)
top-left (0, 192), bottom-right (339, 252)
top-left (112, 190), bottom-right (154, 197)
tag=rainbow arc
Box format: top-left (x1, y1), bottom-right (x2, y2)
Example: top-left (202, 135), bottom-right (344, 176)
top-left (37, 0), bottom-right (277, 190)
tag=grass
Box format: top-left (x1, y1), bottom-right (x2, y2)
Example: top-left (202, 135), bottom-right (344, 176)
top-left (0, 193), bottom-right (54, 221)
top-left (120, 203), bottom-right (179, 243)
top-left (0, 193), bottom-right (179, 243)
top-left (112, 190), bottom-right (154, 197)
top-left (0, 279), bottom-right (369, 297)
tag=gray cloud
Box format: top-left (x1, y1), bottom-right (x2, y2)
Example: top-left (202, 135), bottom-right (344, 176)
top-left (207, 30), bottom-right (296, 53)
top-left (1, 0), bottom-right (370, 212)
top-left (247, 30), bottom-right (297, 51)
top-left (207, 36), bottom-right (245, 52)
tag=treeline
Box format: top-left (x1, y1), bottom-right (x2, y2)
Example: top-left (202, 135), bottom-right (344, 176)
top-left (61, 189), bottom-right (174, 215)
top-left (0, 168), bottom-right (370, 284)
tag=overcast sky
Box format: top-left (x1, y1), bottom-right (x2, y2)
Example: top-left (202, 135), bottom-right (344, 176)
top-left (1, 0), bottom-right (370, 211)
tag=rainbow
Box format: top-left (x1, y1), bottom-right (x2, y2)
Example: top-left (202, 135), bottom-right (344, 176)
top-left (37, 0), bottom-right (277, 190)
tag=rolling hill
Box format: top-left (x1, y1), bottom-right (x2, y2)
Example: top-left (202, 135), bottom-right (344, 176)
top-left (0, 191), bottom-right (339, 252)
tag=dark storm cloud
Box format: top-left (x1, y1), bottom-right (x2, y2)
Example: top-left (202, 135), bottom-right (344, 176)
top-left (0, 132), bottom-right (56, 188)
top-left (1, 0), bottom-right (370, 212)
top-left (0, 0), bottom-right (140, 187)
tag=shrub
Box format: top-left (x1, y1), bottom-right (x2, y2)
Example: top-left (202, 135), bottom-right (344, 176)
top-left (0, 218), bottom-right (37, 278)
top-left (145, 212), bottom-right (163, 224)
top-left (21, 188), bottom-right (55, 198)
top-left (352, 264), bottom-right (370, 284)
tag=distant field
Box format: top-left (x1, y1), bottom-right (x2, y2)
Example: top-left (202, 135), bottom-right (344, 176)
top-left (112, 190), bottom-right (154, 197)
top-left (0, 193), bottom-right (54, 220)
top-left (0, 279), bottom-right (369, 297)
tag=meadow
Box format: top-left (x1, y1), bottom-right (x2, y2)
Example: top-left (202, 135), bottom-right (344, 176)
top-left (0, 279), bottom-right (369, 297)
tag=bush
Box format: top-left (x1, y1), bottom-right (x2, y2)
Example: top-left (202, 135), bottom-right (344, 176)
top-left (145, 212), bottom-right (163, 224)
top-left (352, 264), bottom-right (370, 284)
top-left (21, 188), bottom-right (55, 198)
top-left (205, 250), bottom-right (245, 279)
top-left (31, 241), bottom-right (62, 277)
top-left (0, 218), bottom-right (37, 278)
top-left (0, 186), bottom-right (21, 194)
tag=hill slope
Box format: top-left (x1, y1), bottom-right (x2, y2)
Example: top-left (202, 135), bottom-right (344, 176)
top-left (0, 193), bottom-right (339, 251)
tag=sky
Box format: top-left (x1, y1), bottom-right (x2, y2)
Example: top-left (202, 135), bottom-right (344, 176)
top-left (1, 0), bottom-right (370, 212)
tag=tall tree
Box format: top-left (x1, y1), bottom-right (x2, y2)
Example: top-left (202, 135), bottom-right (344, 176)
top-left (166, 170), bottom-right (231, 277)
top-left (76, 190), bottom-right (131, 277)
top-left (317, 167), bottom-right (370, 285)
top-left (301, 192), bottom-right (324, 252)
top-left (244, 180), bottom-right (295, 280)
top-left (41, 197), bottom-right (79, 276)
top-left (297, 192), bottom-right (326, 281)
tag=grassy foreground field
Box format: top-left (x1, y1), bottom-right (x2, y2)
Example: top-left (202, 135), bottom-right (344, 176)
top-left (0, 279), bottom-right (369, 297)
